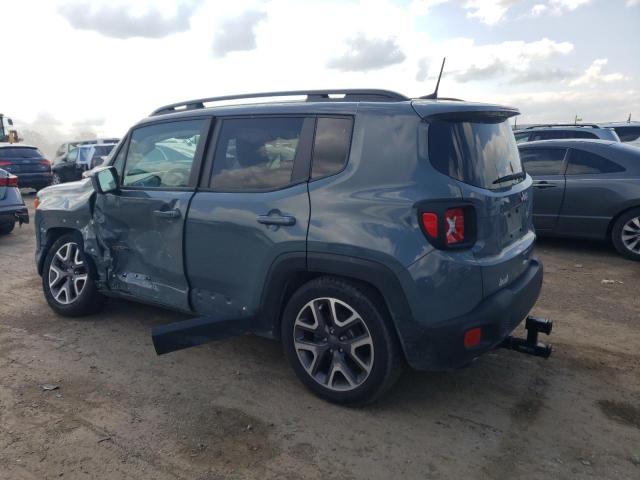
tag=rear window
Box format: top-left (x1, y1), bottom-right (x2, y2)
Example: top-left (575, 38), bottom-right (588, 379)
top-left (428, 119), bottom-right (523, 190)
top-left (613, 126), bottom-right (640, 142)
top-left (311, 117), bottom-right (353, 179)
top-left (0, 147), bottom-right (44, 159)
top-left (567, 149), bottom-right (625, 175)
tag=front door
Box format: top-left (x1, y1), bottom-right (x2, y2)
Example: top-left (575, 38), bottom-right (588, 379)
top-left (519, 147), bottom-right (568, 232)
top-left (185, 116), bottom-right (314, 324)
top-left (94, 118), bottom-right (210, 310)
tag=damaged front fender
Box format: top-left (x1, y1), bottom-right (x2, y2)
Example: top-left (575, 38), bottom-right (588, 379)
top-left (35, 179), bottom-right (111, 285)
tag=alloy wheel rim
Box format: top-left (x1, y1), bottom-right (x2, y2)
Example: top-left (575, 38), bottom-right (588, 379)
top-left (48, 242), bottom-right (88, 305)
top-left (293, 297), bottom-right (374, 392)
top-left (52, 174), bottom-right (60, 184)
top-left (621, 216), bottom-right (640, 254)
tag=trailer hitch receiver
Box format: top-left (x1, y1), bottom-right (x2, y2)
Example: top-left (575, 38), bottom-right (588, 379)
top-left (500, 316), bottom-right (553, 358)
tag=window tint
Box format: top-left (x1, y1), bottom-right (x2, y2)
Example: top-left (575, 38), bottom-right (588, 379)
top-left (311, 117), bottom-right (353, 178)
top-left (571, 131), bottom-right (598, 139)
top-left (514, 132), bottom-right (530, 143)
top-left (67, 148), bottom-right (79, 163)
top-left (211, 117), bottom-right (304, 191)
top-left (0, 147), bottom-right (44, 159)
top-left (519, 148), bottom-right (566, 175)
top-left (428, 119), bottom-right (523, 190)
top-left (122, 120), bottom-right (204, 188)
top-left (567, 149), bottom-right (625, 175)
top-left (614, 126), bottom-right (640, 142)
top-left (110, 142), bottom-right (127, 176)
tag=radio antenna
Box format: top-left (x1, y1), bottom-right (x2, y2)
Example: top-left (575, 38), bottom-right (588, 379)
top-left (420, 57), bottom-right (446, 100)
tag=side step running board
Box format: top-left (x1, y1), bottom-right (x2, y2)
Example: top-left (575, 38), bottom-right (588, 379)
top-left (500, 316), bottom-right (553, 358)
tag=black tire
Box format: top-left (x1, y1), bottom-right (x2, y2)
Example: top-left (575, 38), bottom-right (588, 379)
top-left (281, 276), bottom-right (403, 406)
top-left (611, 208), bottom-right (640, 261)
top-left (51, 173), bottom-right (62, 185)
top-left (42, 232), bottom-right (106, 316)
top-left (0, 221), bottom-right (15, 235)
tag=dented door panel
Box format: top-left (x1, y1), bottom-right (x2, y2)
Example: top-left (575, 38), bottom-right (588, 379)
top-left (93, 189), bottom-right (194, 310)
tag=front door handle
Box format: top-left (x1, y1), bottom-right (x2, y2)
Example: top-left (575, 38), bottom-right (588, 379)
top-left (257, 214), bottom-right (296, 226)
top-left (153, 209), bottom-right (181, 219)
top-left (533, 181), bottom-right (557, 189)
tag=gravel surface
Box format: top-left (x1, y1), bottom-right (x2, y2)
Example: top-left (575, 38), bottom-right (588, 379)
top-left (1, 194), bottom-right (639, 480)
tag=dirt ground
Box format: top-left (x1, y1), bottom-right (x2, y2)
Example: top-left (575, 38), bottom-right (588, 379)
top-left (1, 194), bottom-right (639, 480)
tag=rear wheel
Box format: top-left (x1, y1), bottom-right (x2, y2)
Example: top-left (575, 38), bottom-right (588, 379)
top-left (52, 173), bottom-right (62, 185)
top-left (612, 208), bottom-right (640, 261)
top-left (281, 276), bottom-right (403, 406)
top-left (42, 233), bottom-right (106, 316)
top-left (0, 221), bottom-right (15, 235)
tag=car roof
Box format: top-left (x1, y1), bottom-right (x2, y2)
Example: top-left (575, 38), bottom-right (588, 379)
top-left (135, 90), bottom-right (517, 128)
top-left (518, 139), bottom-right (618, 148)
top-left (0, 142), bottom-right (38, 149)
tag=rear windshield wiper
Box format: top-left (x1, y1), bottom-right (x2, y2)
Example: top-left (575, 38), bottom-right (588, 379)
top-left (492, 171), bottom-right (526, 185)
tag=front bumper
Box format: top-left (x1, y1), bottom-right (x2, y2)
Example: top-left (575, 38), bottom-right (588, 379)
top-left (403, 257), bottom-right (543, 370)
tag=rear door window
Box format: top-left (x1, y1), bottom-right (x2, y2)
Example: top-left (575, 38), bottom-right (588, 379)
top-left (614, 126), bottom-right (640, 142)
top-left (311, 117), bottom-right (353, 179)
top-left (122, 119), bottom-right (206, 188)
top-left (210, 117), bottom-right (305, 191)
top-left (519, 148), bottom-right (567, 175)
top-left (567, 149), bottom-right (625, 175)
top-left (514, 132), bottom-right (530, 143)
top-left (428, 119), bottom-right (523, 190)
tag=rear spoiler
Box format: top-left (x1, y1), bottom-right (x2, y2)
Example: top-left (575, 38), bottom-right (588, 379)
top-left (411, 101), bottom-right (519, 122)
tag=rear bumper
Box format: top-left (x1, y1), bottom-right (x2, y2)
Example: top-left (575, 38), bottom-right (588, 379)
top-left (16, 172), bottom-right (52, 188)
top-left (403, 257), bottom-right (543, 370)
top-left (0, 204), bottom-right (29, 225)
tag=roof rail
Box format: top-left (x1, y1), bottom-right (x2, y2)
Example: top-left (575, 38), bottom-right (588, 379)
top-left (150, 89), bottom-right (409, 116)
top-left (525, 123), bottom-right (600, 129)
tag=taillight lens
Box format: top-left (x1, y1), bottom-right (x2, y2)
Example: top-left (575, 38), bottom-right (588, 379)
top-left (0, 160), bottom-right (11, 167)
top-left (40, 159), bottom-right (51, 166)
top-left (421, 212), bottom-right (438, 238)
top-left (0, 174), bottom-right (18, 187)
top-left (34, 197), bottom-right (40, 209)
top-left (444, 208), bottom-right (465, 245)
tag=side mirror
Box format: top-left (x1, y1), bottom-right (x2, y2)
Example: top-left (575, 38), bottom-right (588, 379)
top-left (90, 166), bottom-right (120, 194)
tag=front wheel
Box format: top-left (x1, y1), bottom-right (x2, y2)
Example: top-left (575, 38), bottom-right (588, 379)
top-left (612, 208), bottom-right (640, 261)
top-left (51, 173), bottom-right (62, 185)
top-left (281, 276), bottom-right (403, 406)
top-left (42, 233), bottom-right (106, 316)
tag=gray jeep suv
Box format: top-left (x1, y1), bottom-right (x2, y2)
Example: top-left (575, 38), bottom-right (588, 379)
top-left (34, 90), bottom-right (548, 404)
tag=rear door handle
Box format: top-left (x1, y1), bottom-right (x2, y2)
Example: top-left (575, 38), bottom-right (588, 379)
top-left (533, 181), bottom-right (557, 189)
top-left (153, 209), bottom-right (181, 219)
top-left (257, 214), bottom-right (296, 226)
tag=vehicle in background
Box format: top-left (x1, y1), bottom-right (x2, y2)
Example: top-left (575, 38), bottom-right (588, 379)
top-left (52, 143), bottom-right (117, 185)
top-left (0, 168), bottom-right (29, 234)
top-left (54, 138), bottom-right (120, 163)
top-left (514, 124), bottom-right (620, 143)
top-left (0, 114), bottom-right (19, 143)
top-left (519, 139), bottom-right (640, 260)
top-left (599, 122), bottom-right (640, 147)
top-left (0, 143), bottom-right (51, 191)
top-left (35, 89), bottom-right (549, 405)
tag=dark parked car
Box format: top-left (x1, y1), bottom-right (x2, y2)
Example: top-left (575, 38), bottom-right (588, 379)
top-left (52, 143), bottom-right (118, 184)
top-left (35, 89), bottom-right (551, 404)
top-left (599, 122), bottom-right (640, 147)
top-left (519, 139), bottom-right (640, 260)
top-left (514, 124), bottom-right (620, 143)
top-left (0, 168), bottom-right (29, 234)
top-left (0, 143), bottom-right (52, 191)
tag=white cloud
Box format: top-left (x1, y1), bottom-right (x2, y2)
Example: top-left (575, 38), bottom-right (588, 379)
top-left (549, 0), bottom-right (592, 11)
top-left (327, 34), bottom-right (406, 72)
top-left (58, 0), bottom-right (201, 39)
top-left (463, 0), bottom-right (523, 25)
top-left (211, 10), bottom-right (267, 57)
top-left (626, 0), bottom-right (639, 5)
top-left (530, 3), bottom-right (549, 15)
top-left (569, 58), bottom-right (629, 87)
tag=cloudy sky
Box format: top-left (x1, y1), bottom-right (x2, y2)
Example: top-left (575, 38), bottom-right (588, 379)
top-left (2, 0), bottom-right (639, 142)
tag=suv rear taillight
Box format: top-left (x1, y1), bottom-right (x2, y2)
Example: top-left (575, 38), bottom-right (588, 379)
top-left (419, 203), bottom-right (476, 250)
top-left (0, 160), bottom-right (11, 167)
top-left (0, 174), bottom-right (18, 187)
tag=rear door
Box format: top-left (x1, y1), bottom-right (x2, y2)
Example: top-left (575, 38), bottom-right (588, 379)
top-left (519, 147), bottom-right (568, 232)
top-left (556, 147), bottom-right (626, 238)
top-left (185, 116), bottom-right (313, 322)
top-left (94, 118), bottom-right (210, 310)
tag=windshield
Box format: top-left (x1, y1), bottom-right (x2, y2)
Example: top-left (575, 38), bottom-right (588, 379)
top-left (428, 119), bottom-right (524, 190)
